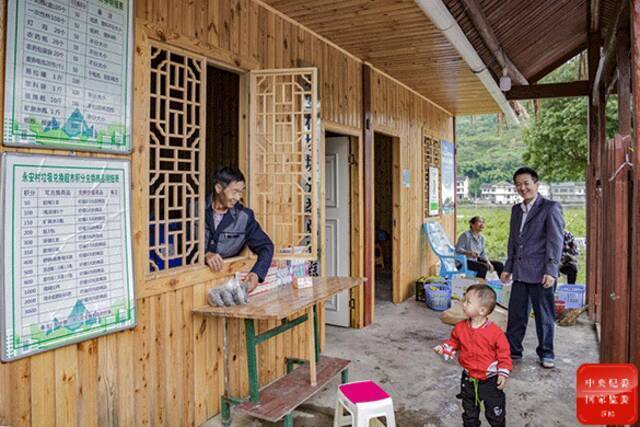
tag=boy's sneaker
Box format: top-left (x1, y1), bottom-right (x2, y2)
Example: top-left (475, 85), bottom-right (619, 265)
top-left (541, 358), bottom-right (555, 369)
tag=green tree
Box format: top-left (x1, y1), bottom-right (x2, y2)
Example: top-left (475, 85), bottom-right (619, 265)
top-left (522, 57), bottom-right (618, 181)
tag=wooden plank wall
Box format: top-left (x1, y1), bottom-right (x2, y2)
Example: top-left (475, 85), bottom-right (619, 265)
top-left (369, 67), bottom-right (455, 303)
top-left (0, 1), bottom-right (453, 426)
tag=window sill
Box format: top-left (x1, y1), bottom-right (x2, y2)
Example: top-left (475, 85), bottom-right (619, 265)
top-left (140, 255), bottom-right (255, 299)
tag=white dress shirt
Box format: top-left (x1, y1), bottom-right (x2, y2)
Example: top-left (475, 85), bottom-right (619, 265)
top-left (519, 194), bottom-right (538, 233)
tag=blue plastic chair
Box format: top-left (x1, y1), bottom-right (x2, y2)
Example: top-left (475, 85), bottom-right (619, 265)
top-left (423, 222), bottom-right (476, 280)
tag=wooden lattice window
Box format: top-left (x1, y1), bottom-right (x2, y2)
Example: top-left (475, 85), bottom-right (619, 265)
top-left (423, 132), bottom-right (441, 219)
top-left (148, 45), bottom-right (205, 273)
top-left (250, 69), bottom-right (319, 259)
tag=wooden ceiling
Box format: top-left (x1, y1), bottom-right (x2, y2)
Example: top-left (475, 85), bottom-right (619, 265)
top-left (263, 0), bottom-right (609, 116)
top-left (262, 0), bottom-right (500, 115)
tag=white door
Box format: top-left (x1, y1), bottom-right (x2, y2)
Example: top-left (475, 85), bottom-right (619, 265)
top-left (324, 137), bottom-right (351, 327)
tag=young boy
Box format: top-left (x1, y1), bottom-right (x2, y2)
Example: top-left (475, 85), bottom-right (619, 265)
top-left (434, 284), bottom-right (512, 427)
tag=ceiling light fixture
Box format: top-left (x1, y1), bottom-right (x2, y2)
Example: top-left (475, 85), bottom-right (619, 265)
top-left (499, 67), bottom-right (512, 92)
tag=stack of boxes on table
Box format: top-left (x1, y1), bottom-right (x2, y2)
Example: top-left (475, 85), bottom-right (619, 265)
top-left (236, 258), bottom-right (311, 296)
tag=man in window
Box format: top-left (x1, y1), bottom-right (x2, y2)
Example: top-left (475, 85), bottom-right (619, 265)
top-left (205, 167), bottom-right (274, 292)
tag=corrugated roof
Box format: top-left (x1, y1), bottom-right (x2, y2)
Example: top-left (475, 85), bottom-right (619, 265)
top-left (264, 0), bottom-right (621, 115)
top-left (442, 0), bottom-right (588, 83)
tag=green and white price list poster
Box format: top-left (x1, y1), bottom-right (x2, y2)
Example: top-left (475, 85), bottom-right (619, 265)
top-left (3, 0), bottom-right (133, 153)
top-left (1, 153), bottom-right (136, 361)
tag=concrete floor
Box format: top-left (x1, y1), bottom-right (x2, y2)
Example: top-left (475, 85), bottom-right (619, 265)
top-left (205, 271), bottom-right (599, 426)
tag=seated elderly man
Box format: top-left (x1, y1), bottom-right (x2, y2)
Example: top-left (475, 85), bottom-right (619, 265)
top-left (205, 167), bottom-right (274, 292)
top-left (455, 216), bottom-right (504, 279)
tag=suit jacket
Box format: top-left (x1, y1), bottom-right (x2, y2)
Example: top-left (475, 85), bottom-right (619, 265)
top-left (504, 196), bottom-right (564, 284)
top-left (204, 195), bottom-right (274, 282)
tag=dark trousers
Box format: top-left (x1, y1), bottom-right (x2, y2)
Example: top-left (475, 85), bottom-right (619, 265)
top-left (506, 280), bottom-right (556, 360)
top-left (457, 371), bottom-right (506, 427)
top-left (467, 260), bottom-right (504, 279)
top-left (559, 264), bottom-right (577, 284)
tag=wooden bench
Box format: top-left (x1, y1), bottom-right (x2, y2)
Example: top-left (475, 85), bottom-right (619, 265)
top-left (237, 355), bottom-right (350, 423)
top-left (193, 276), bottom-right (364, 426)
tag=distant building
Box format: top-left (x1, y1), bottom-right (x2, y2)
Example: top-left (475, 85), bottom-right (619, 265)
top-left (538, 182), bottom-right (550, 197)
top-left (479, 180), bottom-right (583, 205)
top-left (456, 176), bottom-right (469, 201)
top-left (480, 181), bottom-right (520, 204)
top-left (549, 182), bottom-right (585, 205)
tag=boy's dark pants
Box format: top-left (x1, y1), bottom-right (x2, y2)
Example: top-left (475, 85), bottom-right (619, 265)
top-left (457, 371), bottom-right (506, 427)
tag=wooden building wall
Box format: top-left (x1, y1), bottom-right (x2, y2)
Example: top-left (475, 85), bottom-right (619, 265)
top-left (0, 1), bottom-right (453, 426)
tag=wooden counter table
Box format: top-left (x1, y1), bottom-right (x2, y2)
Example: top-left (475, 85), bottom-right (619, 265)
top-left (193, 276), bottom-right (364, 426)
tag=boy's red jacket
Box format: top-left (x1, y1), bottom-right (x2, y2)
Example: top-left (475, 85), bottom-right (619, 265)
top-left (439, 319), bottom-right (512, 380)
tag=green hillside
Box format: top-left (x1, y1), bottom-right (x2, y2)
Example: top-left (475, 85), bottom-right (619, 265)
top-left (456, 115), bottom-right (525, 195)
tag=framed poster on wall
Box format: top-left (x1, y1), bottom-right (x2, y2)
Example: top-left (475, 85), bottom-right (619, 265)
top-left (3, 0), bottom-right (133, 153)
top-left (440, 140), bottom-right (455, 214)
top-left (0, 153), bottom-right (136, 361)
top-left (429, 166), bottom-right (440, 216)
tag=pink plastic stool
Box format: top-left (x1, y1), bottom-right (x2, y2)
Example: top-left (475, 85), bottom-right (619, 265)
top-left (334, 380), bottom-right (396, 427)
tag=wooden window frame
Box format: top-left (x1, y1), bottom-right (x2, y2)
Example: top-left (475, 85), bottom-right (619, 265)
top-left (422, 129), bottom-right (442, 221)
top-left (137, 31), bottom-right (321, 298)
top-left (146, 41), bottom-right (206, 277)
top-left (140, 37), bottom-right (254, 294)
top-left (249, 68), bottom-right (320, 261)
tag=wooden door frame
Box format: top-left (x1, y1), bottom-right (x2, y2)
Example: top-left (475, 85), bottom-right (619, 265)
top-left (323, 122), bottom-right (364, 328)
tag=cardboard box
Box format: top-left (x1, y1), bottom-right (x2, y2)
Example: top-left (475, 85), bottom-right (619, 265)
top-left (293, 277), bottom-right (313, 289)
top-left (236, 260), bottom-right (293, 296)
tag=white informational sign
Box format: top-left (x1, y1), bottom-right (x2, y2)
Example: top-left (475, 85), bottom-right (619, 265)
top-left (429, 166), bottom-right (440, 216)
top-left (402, 168), bottom-right (410, 188)
top-left (1, 153), bottom-right (135, 361)
top-left (440, 140), bottom-right (455, 213)
top-left (3, 0), bottom-right (133, 153)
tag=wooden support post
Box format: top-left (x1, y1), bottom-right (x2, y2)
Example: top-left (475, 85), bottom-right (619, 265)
top-left (313, 305), bottom-right (320, 363)
top-left (617, 24), bottom-right (632, 137)
top-left (305, 307), bottom-right (317, 386)
top-left (595, 90), bottom-right (606, 326)
top-left (505, 81), bottom-right (590, 100)
top-left (597, 13), bottom-right (633, 364)
top-left (602, 134), bottom-right (631, 363)
top-left (362, 64), bottom-right (374, 326)
top-left (453, 117), bottom-right (457, 239)
top-left (590, 0), bottom-right (601, 31)
top-left (593, 1), bottom-right (629, 106)
top-left (586, 28), bottom-right (601, 322)
top-left (608, 15), bottom-right (632, 363)
top-left (629, 0), bottom-right (640, 368)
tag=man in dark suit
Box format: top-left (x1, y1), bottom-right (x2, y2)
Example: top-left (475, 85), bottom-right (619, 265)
top-left (501, 167), bottom-right (564, 369)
